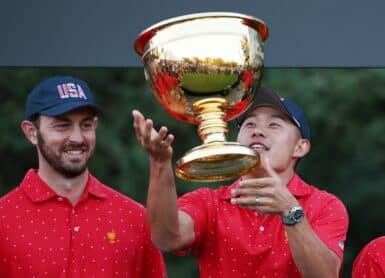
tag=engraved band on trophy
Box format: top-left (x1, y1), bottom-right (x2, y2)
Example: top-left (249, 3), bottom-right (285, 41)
top-left (134, 12), bottom-right (269, 182)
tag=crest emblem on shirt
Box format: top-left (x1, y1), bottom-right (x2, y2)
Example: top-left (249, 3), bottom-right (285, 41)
top-left (338, 240), bottom-right (344, 250)
top-left (284, 230), bottom-right (288, 242)
top-left (107, 231), bottom-right (116, 244)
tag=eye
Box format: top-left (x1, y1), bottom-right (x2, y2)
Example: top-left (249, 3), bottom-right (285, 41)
top-left (54, 123), bottom-right (70, 130)
top-left (269, 121), bottom-right (280, 128)
top-left (244, 121), bottom-right (256, 128)
top-left (81, 121), bottom-right (95, 130)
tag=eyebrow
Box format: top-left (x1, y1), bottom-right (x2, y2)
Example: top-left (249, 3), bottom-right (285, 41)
top-left (270, 113), bottom-right (290, 121)
top-left (244, 112), bottom-right (290, 122)
top-left (53, 115), bottom-right (95, 122)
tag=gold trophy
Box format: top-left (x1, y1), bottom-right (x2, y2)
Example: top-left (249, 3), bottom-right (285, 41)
top-left (134, 12), bottom-right (269, 182)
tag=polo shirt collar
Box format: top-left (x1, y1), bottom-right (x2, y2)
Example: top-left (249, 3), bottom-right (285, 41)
top-left (83, 175), bottom-right (108, 199)
top-left (287, 174), bottom-right (312, 197)
top-left (221, 173), bottom-right (311, 200)
top-left (22, 169), bottom-right (107, 203)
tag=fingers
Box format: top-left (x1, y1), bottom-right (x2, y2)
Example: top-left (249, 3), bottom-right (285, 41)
top-left (132, 109), bottom-right (174, 158)
top-left (239, 177), bottom-right (272, 188)
top-left (230, 196), bottom-right (269, 213)
top-left (143, 118), bottom-right (154, 146)
top-left (132, 109), bottom-right (159, 143)
top-left (231, 186), bottom-right (271, 197)
top-left (229, 157), bottom-right (286, 214)
top-left (260, 156), bottom-right (278, 179)
top-left (132, 109), bottom-right (145, 127)
top-left (157, 126), bottom-right (168, 144)
top-left (153, 126), bottom-right (174, 148)
top-left (161, 132), bottom-right (174, 147)
top-left (132, 109), bottom-right (146, 138)
top-left (231, 196), bottom-right (263, 206)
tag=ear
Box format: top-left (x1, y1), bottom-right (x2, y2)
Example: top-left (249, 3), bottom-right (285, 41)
top-left (94, 116), bottom-right (99, 129)
top-left (293, 138), bottom-right (311, 159)
top-left (21, 120), bottom-right (38, 146)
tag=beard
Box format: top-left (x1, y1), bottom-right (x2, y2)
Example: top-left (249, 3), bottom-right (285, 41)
top-left (37, 131), bottom-right (94, 178)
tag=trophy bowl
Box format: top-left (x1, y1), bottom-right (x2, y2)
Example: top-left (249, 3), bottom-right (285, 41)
top-left (134, 12), bottom-right (269, 182)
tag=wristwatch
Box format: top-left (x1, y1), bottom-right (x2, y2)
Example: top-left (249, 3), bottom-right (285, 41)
top-left (282, 206), bottom-right (304, 226)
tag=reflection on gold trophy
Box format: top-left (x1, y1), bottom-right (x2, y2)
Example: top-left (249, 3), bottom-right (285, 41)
top-left (134, 12), bottom-right (269, 182)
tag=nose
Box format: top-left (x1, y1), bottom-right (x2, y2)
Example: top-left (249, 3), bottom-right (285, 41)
top-left (251, 126), bottom-right (265, 138)
top-left (68, 125), bottom-right (84, 143)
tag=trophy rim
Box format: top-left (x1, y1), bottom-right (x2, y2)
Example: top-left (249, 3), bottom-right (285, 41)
top-left (134, 11), bottom-right (269, 56)
top-left (175, 142), bottom-right (260, 182)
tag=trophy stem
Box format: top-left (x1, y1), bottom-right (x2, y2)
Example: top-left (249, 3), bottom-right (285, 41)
top-left (193, 98), bottom-right (229, 144)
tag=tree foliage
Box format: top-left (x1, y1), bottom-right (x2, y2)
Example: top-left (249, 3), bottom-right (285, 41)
top-left (1, 67), bottom-right (384, 277)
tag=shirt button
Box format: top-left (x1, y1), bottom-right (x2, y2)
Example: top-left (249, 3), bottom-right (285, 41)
top-left (58, 197), bottom-right (63, 202)
top-left (259, 226), bottom-right (265, 232)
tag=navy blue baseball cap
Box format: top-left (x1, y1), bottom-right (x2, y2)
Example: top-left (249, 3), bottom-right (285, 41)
top-left (25, 76), bottom-right (102, 120)
top-left (236, 86), bottom-right (310, 140)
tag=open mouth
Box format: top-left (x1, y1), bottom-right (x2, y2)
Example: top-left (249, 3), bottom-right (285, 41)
top-left (65, 149), bottom-right (84, 155)
top-left (249, 143), bottom-right (268, 152)
top-left (63, 145), bottom-right (88, 157)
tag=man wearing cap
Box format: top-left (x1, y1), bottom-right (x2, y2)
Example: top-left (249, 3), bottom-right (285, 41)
top-left (0, 76), bottom-right (166, 277)
top-left (133, 86), bottom-right (349, 277)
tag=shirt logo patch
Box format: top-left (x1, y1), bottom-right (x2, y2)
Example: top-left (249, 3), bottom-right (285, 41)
top-left (284, 230), bottom-right (288, 243)
top-left (338, 240), bottom-right (344, 250)
top-left (107, 231), bottom-right (116, 244)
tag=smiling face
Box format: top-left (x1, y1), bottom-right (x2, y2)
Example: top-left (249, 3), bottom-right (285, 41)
top-left (237, 106), bottom-right (309, 174)
top-left (33, 108), bottom-right (98, 178)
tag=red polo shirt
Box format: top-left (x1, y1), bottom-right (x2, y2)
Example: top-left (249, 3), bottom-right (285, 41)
top-left (0, 169), bottom-right (166, 278)
top-left (178, 174), bottom-right (348, 277)
top-left (352, 236), bottom-right (385, 278)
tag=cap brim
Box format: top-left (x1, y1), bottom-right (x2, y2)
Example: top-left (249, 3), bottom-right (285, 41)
top-left (38, 101), bottom-right (103, 118)
top-left (236, 86), bottom-right (290, 126)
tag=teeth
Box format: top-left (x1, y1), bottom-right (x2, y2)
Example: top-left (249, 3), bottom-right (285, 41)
top-left (250, 144), bottom-right (266, 150)
top-left (65, 150), bottom-right (83, 155)
top-left (251, 144), bottom-right (264, 149)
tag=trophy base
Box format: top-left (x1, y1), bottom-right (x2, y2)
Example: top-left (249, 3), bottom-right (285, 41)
top-left (175, 142), bottom-right (259, 182)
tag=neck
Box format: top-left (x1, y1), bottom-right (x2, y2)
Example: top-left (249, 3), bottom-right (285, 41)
top-left (37, 166), bottom-right (89, 206)
top-left (244, 165), bottom-right (295, 186)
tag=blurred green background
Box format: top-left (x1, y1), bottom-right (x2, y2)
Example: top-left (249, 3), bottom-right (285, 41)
top-left (1, 67), bottom-right (385, 277)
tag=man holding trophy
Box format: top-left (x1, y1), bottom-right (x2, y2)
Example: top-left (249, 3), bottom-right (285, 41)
top-left (133, 12), bottom-right (348, 277)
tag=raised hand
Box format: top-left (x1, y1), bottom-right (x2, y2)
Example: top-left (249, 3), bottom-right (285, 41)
top-left (132, 109), bottom-right (174, 162)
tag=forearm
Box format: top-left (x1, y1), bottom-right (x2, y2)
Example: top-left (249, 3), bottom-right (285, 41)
top-left (286, 219), bottom-right (341, 278)
top-left (146, 158), bottom-right (182, 251)
top-left (133, 110), bottom-right (195, 252)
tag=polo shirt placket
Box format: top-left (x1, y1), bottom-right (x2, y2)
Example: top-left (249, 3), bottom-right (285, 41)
top-left (69, 201), bottom-right (81, 276)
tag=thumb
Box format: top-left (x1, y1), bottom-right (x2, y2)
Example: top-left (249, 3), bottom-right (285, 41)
top-left (261, 156), bottom-right (278, 178)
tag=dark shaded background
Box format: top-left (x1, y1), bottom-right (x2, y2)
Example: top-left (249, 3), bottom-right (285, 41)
top-left (1, 0), bottom-right (385, 66)
top-left (1, 68), bottom-right (385, 277)
top-left (1, 0), bottom-right (385, 276)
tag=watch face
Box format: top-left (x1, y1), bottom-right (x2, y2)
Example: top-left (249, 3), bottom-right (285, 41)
top-left (293, 209), bottom-right (304, 221)
top-left (282, 206), bottom-right (304, 225)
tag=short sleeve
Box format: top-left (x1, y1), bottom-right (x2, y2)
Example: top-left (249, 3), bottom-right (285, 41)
top-left (352, 236), bottom-right (385, 278)
top-left (306, 192), bottom-right (349, 259)
top-left (177, 187), bottom-right (215, 255)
